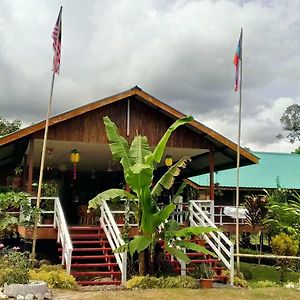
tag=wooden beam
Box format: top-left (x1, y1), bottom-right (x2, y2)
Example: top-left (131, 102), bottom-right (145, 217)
top-left (209, 149), bottom-right (214, 200)
top-left (27, 139), bottom-right (34, 194)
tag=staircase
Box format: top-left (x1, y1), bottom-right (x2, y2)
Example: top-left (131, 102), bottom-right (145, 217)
top-left (167, 238), bottom-right (228, 283)
top-left (58, 226), bottom-right (122, 285)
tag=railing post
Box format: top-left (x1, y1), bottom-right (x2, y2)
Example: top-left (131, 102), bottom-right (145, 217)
top-left (210, 200), bottom-right (214, 222)
top-left (230, 244), bottom-right (234, 286)
top-left (121, 251), bottom-right (127, 285)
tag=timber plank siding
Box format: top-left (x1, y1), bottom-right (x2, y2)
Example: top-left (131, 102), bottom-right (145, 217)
top-left (33, 96), bottom-right (210, 149)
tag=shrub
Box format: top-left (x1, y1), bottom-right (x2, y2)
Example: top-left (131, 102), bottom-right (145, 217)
top-left (239, 248), bottom-right (275, 266)
top-left (0, 247), bottom-right (29, 285)
top-left (125, 275), bottom-right (199, 289)
top-left (251, 280), bottom-right (279, 288)
top-left (222, 270), bottom-right (248, 287)
top-left (271, 233), bottom-right (299, 282)
top-left (29, 265), bottom-right (77, 289)
top-left (234, 276), bottom-right (248, 288)
top-left (240, 265), bottom-right (253, 280)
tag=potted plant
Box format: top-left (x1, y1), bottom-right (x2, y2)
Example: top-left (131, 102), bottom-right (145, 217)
top-left (12, 167), bottom-right (23, 190)
top-left (189, 263), bottom-right (215, 288)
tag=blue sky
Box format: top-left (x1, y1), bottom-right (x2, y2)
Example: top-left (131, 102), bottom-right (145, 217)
top-left (0, 0), bottom-right (299, 152)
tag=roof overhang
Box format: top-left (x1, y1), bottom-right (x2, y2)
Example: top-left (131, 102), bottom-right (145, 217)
top-left (0, 87), bottom-right (258, 175)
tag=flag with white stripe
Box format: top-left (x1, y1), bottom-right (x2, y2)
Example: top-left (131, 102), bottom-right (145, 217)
top-left (52, 6), bottom-right (62, 74)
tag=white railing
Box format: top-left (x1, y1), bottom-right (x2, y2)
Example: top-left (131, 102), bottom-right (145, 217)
top-left (100, 200), bottom-right (127, 285)
top-left (20, 197), bottom-right (73, 274)
top-left (54, 197), bottom-right (73, 274)
top-left (189, 200), bottom-right (234, 286)
top-left (214, 205), bottom-right (247, 225)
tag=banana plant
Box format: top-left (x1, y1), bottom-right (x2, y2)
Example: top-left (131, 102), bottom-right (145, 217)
top-left (88, 115), bottom-right (217, 275)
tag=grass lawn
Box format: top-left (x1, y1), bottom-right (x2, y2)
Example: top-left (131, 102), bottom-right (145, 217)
top-left (52, 287), bottom-right (300, 300)
top-left (240, 262), bottom-right (300, 284)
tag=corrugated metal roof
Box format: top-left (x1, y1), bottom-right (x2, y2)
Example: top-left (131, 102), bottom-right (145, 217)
top-left (189, 151), bottom-right (300, 189)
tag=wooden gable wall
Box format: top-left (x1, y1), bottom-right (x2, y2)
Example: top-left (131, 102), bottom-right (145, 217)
top-left (33, 96), bottom-right (212, 149)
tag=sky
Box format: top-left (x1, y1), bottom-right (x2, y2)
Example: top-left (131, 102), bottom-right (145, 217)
top-left (0, 0), bottom-right (299, 152)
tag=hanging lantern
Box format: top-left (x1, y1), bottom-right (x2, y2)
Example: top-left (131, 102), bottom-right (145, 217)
top-left (164, 155), bottom-right (173, 167)
top-left (70, 149), bottom-right (80, 180)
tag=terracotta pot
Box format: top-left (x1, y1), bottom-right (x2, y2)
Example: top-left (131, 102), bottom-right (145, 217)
top-left (128, 227), bottom-right (139, 238)
top-left (197, 239), bottom-right (206, 246)
top-left (199, 278), bottom-right (213, 289)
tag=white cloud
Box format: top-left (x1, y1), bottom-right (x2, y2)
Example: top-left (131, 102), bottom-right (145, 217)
top-left (0, 0), bottom-right (300, 153)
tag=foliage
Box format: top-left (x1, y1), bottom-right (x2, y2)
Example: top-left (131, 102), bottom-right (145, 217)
top-left (188, 263), bottom-right (215, 279)
top-left (250, 280), bottom-right (279, 288)
top-left (244, 194), bottom-right (268, 228)
top-left (32, 181), bottom-right (59, 198)
top-left (239, 248), bottom-right (275, 266)
top-left (264, 189), bottom-right (300, 237)
top-left (240, 264), bottom-right (253, 280)
top-left (89, 116), bottom-right (217, 274)
top-left (125, 275), bottom-right (199, 289)
top-left (0, 117), bottom-right (21, 137)
top-left (29, 265), bottom-right (77, 289)
top-left (278, 103), bottom-right (300, 143)
top-left (0, 192), bottom-right (39, 237)
top-left (233, 276), bottom-right (248, 287)
top-left (270, 233), bottom-right (299, 282)
top-left (222, 269), bottom-right (248, 287)
top-left (292, 146), bottom-right (300, 154)
top-left (240, 262), bottom-right (299, 284)
top-left (0, 247), bottom-right (29, 285)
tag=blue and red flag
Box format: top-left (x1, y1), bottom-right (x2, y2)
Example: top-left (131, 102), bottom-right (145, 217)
top-left (233, 31), bottom-right (242, 92)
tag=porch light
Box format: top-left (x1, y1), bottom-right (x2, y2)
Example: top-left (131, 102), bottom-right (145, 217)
top-left (70, 149), bottom-right (80, 180)
top-left (164, 155), bottom-right (173, 167)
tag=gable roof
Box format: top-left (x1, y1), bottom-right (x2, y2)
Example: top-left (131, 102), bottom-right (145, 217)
top-left (189, 151), bottom-right (300, 189)
top-left (0, 86), bottom-right (258, 173)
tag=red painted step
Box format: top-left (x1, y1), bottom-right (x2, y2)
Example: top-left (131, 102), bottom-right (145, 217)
top-left (71, 263), bottom-right (118, 268)
top-left (70, 234), bottom-right (106, 239)
top-left (58, 225), bottom-right (122, 286)
top-left (71, 271), bottom-right (121, 276)
top-left (72, 240), bottom-right (109, 245)
top-left (77, 281), bottom-right (121, 286)
top-left (62, 255), bottom-right (115, 260)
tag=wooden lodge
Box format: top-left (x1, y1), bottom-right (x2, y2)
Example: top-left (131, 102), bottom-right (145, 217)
top-left (0, 86), bottom-right (258, 285)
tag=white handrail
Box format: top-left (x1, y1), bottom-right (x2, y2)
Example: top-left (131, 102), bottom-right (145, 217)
top-left (189, 200), bottom-right (234, 286)
top-left (100, 200), bottom-right (127, 285)
top-left (21, 197), bottom-right (73, 274)
top-left (54, 198), bottom-right (73, 274)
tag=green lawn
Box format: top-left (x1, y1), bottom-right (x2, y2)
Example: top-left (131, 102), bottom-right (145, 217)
top-left (52, 287), bottom-right (300, 300)
top-left (240, 262), bottom-right (300, 284)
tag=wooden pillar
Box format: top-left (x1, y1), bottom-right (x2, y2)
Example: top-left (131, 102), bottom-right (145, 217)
top-left (22, 154), bottom-right (28, 191)
top-left (209, 149), bottom-right (214, 201)
top-left (27, 139), bottom-right (34, 194)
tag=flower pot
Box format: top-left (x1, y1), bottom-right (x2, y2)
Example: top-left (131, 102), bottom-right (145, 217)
top-left (199, 278), bottom-right (213, 289)
top-left (128, 226), bottom-right (139, 238)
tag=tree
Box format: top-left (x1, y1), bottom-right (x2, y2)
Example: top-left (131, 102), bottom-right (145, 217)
top-left (292, 146), bottom-right (300, 154)
top-left (0, 117), bottom-right (21, 137)
top-left (278, 104), bottom-right (300, 143)
top-left (88, 116), bottom-right (217, 275)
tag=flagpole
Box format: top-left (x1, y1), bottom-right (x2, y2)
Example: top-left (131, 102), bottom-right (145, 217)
top-left (31, 71), bottom-right (56, 264)
top-left (235, 27), bottom-right (243, 274)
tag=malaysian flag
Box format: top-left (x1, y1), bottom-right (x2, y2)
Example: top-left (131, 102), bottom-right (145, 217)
top-left (52, 7), bottom-right (62, 74)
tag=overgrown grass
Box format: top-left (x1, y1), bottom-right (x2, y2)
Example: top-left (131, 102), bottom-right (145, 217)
top-left (240, 262), bottom-right (300, 284)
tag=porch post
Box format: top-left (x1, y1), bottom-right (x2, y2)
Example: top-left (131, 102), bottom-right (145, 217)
top-left (27, 139), bottom-right (34, 194)
top-left (209, 149), bottom-right (215, 222)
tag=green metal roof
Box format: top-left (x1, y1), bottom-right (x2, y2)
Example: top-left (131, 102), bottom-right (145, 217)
top-left (189, 151), bottom-right (300, 190)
